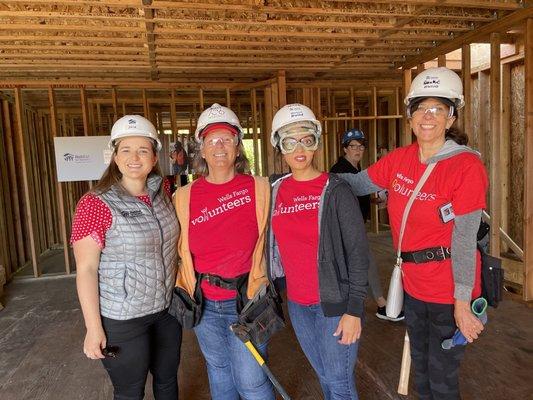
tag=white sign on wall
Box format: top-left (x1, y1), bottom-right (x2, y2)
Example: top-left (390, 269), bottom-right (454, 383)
top-left (54, 136), bottom-right (112, 182)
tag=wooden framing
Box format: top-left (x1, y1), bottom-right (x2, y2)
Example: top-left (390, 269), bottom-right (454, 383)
top-left (501, 62), bottom-right (511, 253)
top-left (0, 2), bottom-right (526, 82)
top-left (489, 33), bottom-right (501, 257)
top-left (49, 87), bottom-right (70, 274)
top-left (401, 69), bottom-right (412, 146)
top-left (14, 88), bottom-right (39, 277)
top-left (524, 18), bottom-right (533, 301)
top-left (2, 99), bottom-right (25, 266)
top-left (250, 89), bottom-right (259, 175)
top-left (0, 3), bottom-right (530, 301)
top-left (369, 87), bottom-right (379, 234)
top-left (461, 44), bottom-right (472, 139)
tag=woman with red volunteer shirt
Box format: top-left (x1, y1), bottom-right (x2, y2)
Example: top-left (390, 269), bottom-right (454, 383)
top-left (71, 115), bottom-right (181, 400)
top-left (173, 103), bottom-right (274, 400)
top-left (268, 103), bottom-right (370, 400)
top-left (341, 67), bottom-right (488, 400)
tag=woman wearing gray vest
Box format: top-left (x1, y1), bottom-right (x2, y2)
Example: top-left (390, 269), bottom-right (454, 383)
top-left (71, 115), bottom-right (181, 400)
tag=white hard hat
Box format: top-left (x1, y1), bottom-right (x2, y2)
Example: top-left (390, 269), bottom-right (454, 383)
top-left (195, 103), bottom-right (243, 143)
top-left (404, 67), bottom-right (465, 109)
top-left (109, 115), bottom-right (161, 151)
top-left (270, 103), bottom-right (322, 147)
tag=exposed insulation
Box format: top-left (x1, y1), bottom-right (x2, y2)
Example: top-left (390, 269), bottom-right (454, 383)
top-left (510, 63), bottom-right (525, 248)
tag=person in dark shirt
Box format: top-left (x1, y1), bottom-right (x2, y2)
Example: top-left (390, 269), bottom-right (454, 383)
top-left (330, 129), bottom-right (370, 220)
top-left (330, 128), bottom-right (404, 322)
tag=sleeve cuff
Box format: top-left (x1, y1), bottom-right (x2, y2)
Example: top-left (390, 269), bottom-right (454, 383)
top-left (346, 298), bottom-right (365, 318)
top-left (454, 283), bottom-right (473, 302)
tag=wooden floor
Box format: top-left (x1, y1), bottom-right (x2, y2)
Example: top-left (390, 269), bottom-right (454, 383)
top-left (1, 232), bottom-right (532, 400)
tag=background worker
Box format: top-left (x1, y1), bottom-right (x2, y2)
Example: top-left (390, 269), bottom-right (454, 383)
top-left (331, 129), bottom-right (403, 322)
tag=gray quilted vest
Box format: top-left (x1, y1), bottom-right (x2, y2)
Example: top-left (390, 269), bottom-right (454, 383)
top-left (98, 174), bottom-right (179, 320)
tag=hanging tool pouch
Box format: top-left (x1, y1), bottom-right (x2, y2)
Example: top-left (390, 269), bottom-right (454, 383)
top-left (168, 277), bottom-right (203, 329)
top-left (477, 220), bottom-right (504, 308)
top-left (234, 283), bottom-right (285, 347)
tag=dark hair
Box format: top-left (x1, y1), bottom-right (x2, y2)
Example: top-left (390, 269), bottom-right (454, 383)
top-left (91, 139), bottom-right (163, 195)
top-left (445, 126), bottom-right (469, 146)
top-left (343, 138), bottom-right (366, 149)
top-left (408, 96), bottom-right (468, 145)
top-left (193, 139), bottom-right (250, 176)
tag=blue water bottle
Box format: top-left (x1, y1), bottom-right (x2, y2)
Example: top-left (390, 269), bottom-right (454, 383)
top-left (441, 297), bottom-right (488, 350)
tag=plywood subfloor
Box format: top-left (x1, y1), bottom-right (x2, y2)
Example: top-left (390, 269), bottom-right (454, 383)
top-left (1, 233), bottom-right (532, 400)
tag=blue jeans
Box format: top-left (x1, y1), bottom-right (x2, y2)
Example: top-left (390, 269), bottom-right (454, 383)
top-left (194, 298), bottom-right (275, 400)
top-left (288, 301), bottom-right (359, 400)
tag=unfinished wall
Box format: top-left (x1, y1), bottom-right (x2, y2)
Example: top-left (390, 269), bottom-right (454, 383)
top-left (510, 63), bottom-right (525, 248)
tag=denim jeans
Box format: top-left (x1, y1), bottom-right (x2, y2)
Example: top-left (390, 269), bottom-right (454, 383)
top-left (288, 301), bottom-right (359, 400)
top-left (194, 298), bottom-right (275, 400)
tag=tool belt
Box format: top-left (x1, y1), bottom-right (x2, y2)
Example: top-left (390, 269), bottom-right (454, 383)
top-left (169, 272), bottom-right (247, 329)
top-left (202, 272), bottom-right (285, 345)
top-left (201, 272), bottom-right (245, 290)
top-left (401, 246), bottom-right (451, 264)
top-left (232, 283), bottom-right (285, 347)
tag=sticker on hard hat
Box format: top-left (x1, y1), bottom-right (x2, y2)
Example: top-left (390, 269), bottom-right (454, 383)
top-left (208, 107), bottom-right (224, 118)
top-left (423, 76), bottom-right (441, 88)
top-left (127, 118), bottom-right (137, 129)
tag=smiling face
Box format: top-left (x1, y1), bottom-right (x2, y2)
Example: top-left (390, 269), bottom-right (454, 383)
top-left (282, 132), bottom-right (316, 174)
top-left (409, 97), bottom-right (456, 146)
top-left (114, 136), bottom-right (158, 181)
top-left (200, 128), bottom-right (239, 172)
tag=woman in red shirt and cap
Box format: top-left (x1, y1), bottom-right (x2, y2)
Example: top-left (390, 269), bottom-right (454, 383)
top-left (173, 104), bottom-right (275, 400)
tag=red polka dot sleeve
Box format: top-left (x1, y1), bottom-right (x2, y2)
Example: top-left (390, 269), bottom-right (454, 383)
top-left (163, 177), bottom-right (172, 197)
top-left (70, 194), bottom-right (112, 249)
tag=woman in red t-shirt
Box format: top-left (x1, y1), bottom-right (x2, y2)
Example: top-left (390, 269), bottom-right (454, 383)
top-left (268, 103), bottom-right (370, 399)
top-left (71, 115), bottom-right (181, 399)
top-left (341, 67), bottom-right (488, 399)
top-left (173, 104), bottom-right (275, 400)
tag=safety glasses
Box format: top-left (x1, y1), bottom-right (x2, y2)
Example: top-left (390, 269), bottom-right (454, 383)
top-left (203, 136), bottom-right (238, 147)
top-left (279, 134), bottom-right (319, 154)
top-left (408, 103), bottom-right (454, 118)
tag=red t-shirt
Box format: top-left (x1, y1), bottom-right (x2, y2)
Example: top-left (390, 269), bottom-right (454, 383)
top-left (367, 143), bottom-right (488, 304)
top-left (271, 173), bottom-right (328, 305)
top-left (70, 179), bottom-right (172, 248)
top-left (189, 174), bottom-right (257, 301)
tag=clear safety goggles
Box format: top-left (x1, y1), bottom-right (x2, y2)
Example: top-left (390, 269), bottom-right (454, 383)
top-left (279, 133), bottom-right (319, 154)
top-left (202, 136), bottom-right (238, 147)
top-left (407, 103), bottom-right (454, 118)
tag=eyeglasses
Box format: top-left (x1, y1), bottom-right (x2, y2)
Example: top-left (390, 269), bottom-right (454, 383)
top-left (280, 134), bottom-right (319, 154)
top-left (409, 104), bottom-right (453, 118)
top-left (348, 144), bottom-right (365, 151)
top-left (203, 136), bottom-right (237, 147)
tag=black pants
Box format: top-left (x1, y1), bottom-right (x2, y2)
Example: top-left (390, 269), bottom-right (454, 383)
top-left (404, 293), bottom-right (465, 400)
top-left (101, 310), bottom-right (182, 400)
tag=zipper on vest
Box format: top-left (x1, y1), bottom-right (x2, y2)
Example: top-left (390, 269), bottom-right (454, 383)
top-left (138, 193), bottom-right (166, 287)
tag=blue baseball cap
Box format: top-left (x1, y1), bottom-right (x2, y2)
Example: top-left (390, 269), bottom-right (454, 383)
top-left (342, 129), bottom-right (365, 146)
